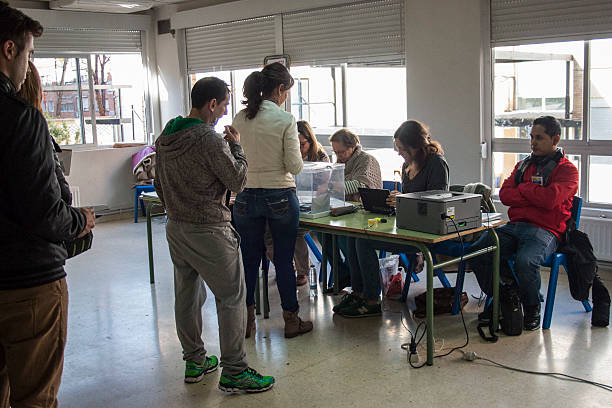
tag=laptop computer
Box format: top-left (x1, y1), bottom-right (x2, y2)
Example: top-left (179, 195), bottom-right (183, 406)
top-left (358, 188), bottom-right (395, 215)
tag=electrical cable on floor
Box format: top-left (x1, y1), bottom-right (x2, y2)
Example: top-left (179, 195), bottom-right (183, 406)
top-left (460, 350), bottom-right (612, 392)
top-left (400, 215), bottom-right (470, 368)
top-left (437, 212), bottom-right (611, 391)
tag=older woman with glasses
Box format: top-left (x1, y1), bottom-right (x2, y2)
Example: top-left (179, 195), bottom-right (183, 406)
top-left (317, 128), bottom-right (383, 292)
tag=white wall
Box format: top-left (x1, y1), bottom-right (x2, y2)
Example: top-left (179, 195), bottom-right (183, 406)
top-left (66, 147), bottom-right (144, 210)
top-left (405, 0), bottom-right (484, 185)
top-left (154, 5), bottom-right (188, 128)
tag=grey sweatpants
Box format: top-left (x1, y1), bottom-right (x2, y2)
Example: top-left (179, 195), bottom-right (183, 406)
top-left (166, 220), bottom-right (248, 376)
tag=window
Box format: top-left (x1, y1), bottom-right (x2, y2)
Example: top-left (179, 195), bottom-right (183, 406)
top-left (289, 65), bottom-right (406, 137)
top-left (189, 64), bottom-right (406, 181)
top-left (44, 100), bottom-right (54, 114)
top-left (35, 53), bottom-right (147, 146)
top-left (590, 39), bottom-right (612, 142)
top-left (189, 68), bottom-right (252, 132)
top-left (290, 66), bottom-right (340, 128)
top-left (492, 39), bottom-right (612, 206)
top-left (61, 103), bottom-right (74, 113)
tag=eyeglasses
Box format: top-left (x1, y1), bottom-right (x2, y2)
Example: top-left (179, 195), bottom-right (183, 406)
top-left (299, 141), bottom-right (309, 148)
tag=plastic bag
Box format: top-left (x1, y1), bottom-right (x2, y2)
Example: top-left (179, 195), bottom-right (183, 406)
top-left (379, 255), bottom-right (405, 300)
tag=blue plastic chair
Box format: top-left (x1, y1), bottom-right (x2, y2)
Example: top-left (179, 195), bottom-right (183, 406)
top-left (514, 196), bottom-right (591, 329)
top-left (452, 196), bottom-right (592, 329)
top-left (134, 184), bottom-right (155, 223)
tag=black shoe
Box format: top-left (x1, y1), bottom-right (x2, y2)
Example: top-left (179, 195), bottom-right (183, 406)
top-left (592, 301), bottom-right (610, 327)
top-left (523, 304), bottom-right (541, 331)
top-left (592, 275), bottom-right (610, 327)
top-left (478, 307), bottom-right (492, 323)
top-left (332, 293), bottom-right (360, 313)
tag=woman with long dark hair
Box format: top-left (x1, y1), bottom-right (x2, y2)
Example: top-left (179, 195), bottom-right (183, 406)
top-left (298, 120), bottom-right (328, 162)
top-left (232, 63), bottom-right (313, 339)
top-left (335, 120), bottom-right (449, 318)
top-left (264, 119), bottom-right (328, 287)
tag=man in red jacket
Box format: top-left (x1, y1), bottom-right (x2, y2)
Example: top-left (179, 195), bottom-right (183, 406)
top-left (473, 116), bottom-right (578, 330)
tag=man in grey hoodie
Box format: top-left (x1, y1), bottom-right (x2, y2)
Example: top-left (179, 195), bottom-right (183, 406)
top-left (154, 77), bottom-right (274, 393)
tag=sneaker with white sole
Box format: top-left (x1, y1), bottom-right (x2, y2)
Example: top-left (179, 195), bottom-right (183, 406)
top-left (184, 356), bottom-right (218, 383)
top-left (218, 367), bottom-right (275, 393)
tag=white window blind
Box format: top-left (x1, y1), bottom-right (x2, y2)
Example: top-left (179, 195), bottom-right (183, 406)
top-left (491, 0), bottom-right (612, 46)
top-left (35, 28), bottom-right (142, 53)
top-left (283, 0), bottom-right (404, 66)
top-left (185, 16), bottom-right (277, 73)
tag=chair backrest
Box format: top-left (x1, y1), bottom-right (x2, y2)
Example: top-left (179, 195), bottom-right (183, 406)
top-left (570, 195), bottom-right (583, 230)
top-left (382, 180), bottom-right (401, 191)
top-left (450, 183), bottom-right (496, 213)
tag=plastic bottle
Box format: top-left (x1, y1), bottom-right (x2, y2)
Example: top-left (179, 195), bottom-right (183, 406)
top-left (309, 264), bottom-right (318, 297)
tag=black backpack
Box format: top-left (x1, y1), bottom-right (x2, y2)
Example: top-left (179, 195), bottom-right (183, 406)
top-left (557, 218), bottom-right (610, 327)
top-left (558, 227), bottom-right (597, 302)
top-left (499, 283), bottom-right (523, 336)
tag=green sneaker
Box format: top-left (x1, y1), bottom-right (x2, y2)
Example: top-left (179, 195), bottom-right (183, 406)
top-left (218, 367), bottom-right (275, 393)
top-left (184, 356), bottom-right (219, 383)
top-left (332, 293), bottom-right (361, 313)
top-left (339, 301), bottom-right (382, 318)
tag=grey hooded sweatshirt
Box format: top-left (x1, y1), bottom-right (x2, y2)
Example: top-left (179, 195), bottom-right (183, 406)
top-left (154, 116), bottom-right (247, 224)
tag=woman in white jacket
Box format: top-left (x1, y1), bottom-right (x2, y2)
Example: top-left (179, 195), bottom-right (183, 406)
top-left (232, 62), bottom-right (312, 339)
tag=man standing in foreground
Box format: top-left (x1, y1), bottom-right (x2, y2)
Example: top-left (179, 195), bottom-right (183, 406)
top-left (154, 77), bottom-right (274, 392)
top-left (0, 2), bottom-right (95, 406)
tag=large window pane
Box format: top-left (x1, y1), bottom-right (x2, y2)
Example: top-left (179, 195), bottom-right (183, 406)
top-left (494, 41), bottom-right (584, 141)
top-left (87, 54), bottom-right (146, 145)
top-left (290, 66), bottom-right (339, 128)
top-left (37, 57), bottom-right (92, 145)
top-left (493, 152), bottom-right (580, 195)
top-left (588, 156), bottom-right (612, 203)
top-left (37, 53), bottom-right (147, 146)
top-left (589, 39), bottom-right (612, 141)
top-left (346, 67), bottom-right (406, 133)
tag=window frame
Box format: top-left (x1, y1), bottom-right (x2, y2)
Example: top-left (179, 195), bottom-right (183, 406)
top-left (489, 40), bottom-right (612, 212)
top-left (35, 51), bottom-right (151, 148)
top-left (186, 62), bottom-right (406, 151)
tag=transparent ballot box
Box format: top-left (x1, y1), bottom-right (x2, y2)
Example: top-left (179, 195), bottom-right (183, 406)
top-left (296, 162), bottom-right (345, 218)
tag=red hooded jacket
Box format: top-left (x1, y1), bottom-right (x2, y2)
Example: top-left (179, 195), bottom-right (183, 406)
top-left (499, 156), bottom-right (578, 240)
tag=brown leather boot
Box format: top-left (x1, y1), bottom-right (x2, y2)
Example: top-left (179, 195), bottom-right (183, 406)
top-left (245, 305), bottom-right (256, 338)
top-left (296, 274), bottom-right (308, 287)
top-left (282, 309), bottom-right (313, 338)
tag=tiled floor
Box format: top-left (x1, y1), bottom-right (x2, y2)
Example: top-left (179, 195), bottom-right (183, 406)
top-left (57, 217), bottom-right (612, 407)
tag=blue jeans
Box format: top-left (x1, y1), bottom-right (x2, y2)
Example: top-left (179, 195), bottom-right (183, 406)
top-left (470, 222), bottom-right (558, 306)
top-left (233, 188), bottom-right (300, 312)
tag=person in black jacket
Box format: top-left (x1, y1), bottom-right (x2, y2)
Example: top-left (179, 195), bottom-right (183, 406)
top-left (0, 3), bottom-right (95, 407)
top-left (18, 60), bottom-right (73, 205)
